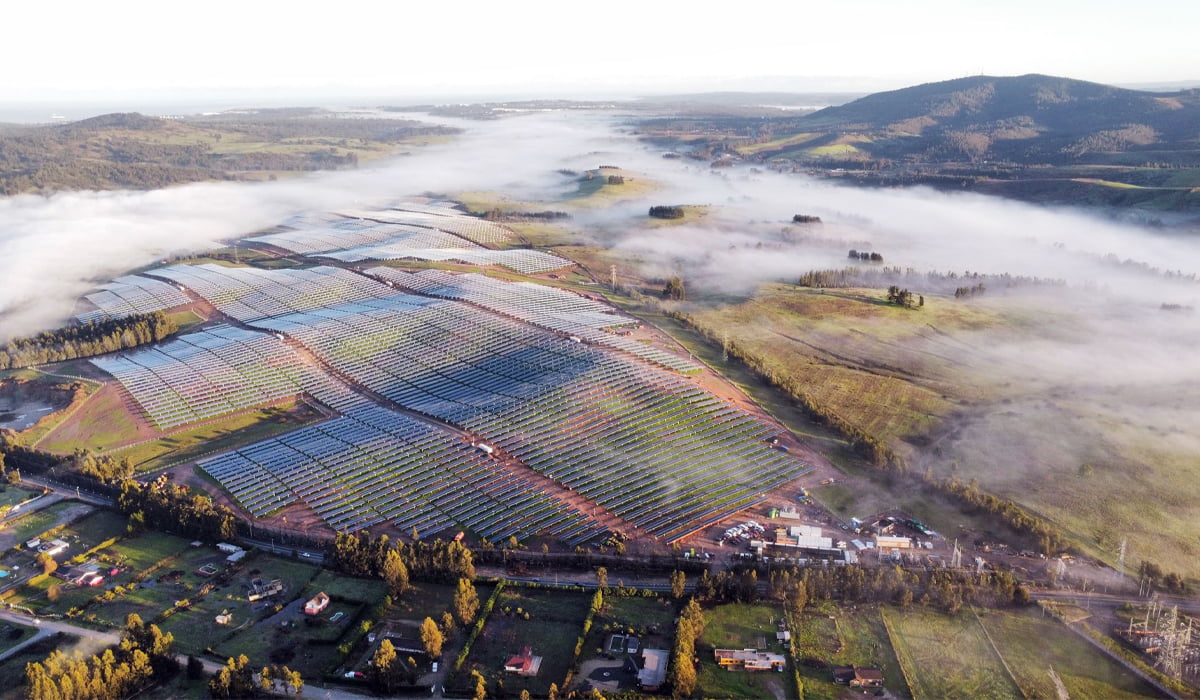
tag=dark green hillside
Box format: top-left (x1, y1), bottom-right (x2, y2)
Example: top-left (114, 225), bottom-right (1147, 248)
top-left (799, 74), bottom-right (1200, 164)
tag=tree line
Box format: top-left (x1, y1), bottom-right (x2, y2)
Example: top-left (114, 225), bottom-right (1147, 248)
top-left (796, 266), bottom-right (1064, 294)
top-left (328, 530), bottom-right (476, 584)
top-left (649, 205), bottom-right (685, 219)
top-left (24, 614), bottom-right (178, 700)
top-left (0, 311), bottom-right (177, 370)
top-left (115, 478), bottom-right (238, 543)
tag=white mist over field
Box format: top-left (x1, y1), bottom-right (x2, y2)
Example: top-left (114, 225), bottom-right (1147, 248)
top-left (0, 111), bottom-right (613, 338)
top-left (3, 105), bottom-right (1199, 565)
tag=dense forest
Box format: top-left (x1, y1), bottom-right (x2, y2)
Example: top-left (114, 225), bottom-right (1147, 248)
top-left (0, 311), bottom-right (177, 369)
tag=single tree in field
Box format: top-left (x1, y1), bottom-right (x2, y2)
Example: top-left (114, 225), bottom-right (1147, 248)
top-left (670, 570), bottom-right (686, 600)
top-left (453, 577), bottom-right (479, 626)
top-left (382, 548), bottom-right (409, 597)
top-left (420, 616), bottom-right (444, 657)
top-left (369, 639), bottom-right (399, 694)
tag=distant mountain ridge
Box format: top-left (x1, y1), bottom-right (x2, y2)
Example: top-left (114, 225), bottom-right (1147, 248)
top-left (792, 74), bottom-right (1200, 164)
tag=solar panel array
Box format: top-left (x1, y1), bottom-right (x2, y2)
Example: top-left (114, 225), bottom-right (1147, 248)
top-left (322, 247), bottom-right (572, 274)
top-left (76, 275), bottom-right (192, 322)
top-left (198, 405), bottom-right (600, 541)
top-left (247, 293), bottom-right (805, 542)
top-left (89, 325), bottom-right (331, 429)
top-left (374, 268), bottom-right (703, 373)
top-left (91, 261), bottom-right (806, 543)
top-left (145, 264), bottom-right (398, 322)
top-left (247, 220), bottom-right (475, 256)
top-left (335, 207), bottom-right (514, 245)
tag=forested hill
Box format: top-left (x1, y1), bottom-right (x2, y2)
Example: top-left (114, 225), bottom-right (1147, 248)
top-left (0, 109), bottom-right (458, 195)
top-left (794, 74), bottom-right (1200, 165)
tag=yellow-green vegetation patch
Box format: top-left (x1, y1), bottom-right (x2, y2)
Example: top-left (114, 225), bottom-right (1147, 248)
top-left (166, 309), bottom-right (207, 333)
top-left (110, 401), bottom-right (321, 471)
top-left (683, 287), bottom-right (984, 447)
top-left (977, 608), bottom-right (1161, 698)
top-left (807, 143), bottom-right (865, 157)
top-left (792, 603), bottom-right (907, 700)
top-left (881, 607), bottom-right (1022, 699)
top-left (736, 132), bottom-right (821, 156)
top-left (36, 383), bottom-right (142, 452)
top-left (547, 170), bottom-right (660, 212)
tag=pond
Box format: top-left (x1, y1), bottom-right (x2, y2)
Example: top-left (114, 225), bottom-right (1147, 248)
top-left (0, 398), bottom-right (59, 431)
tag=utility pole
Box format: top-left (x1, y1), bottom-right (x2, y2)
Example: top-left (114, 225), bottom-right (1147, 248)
top-left (722, 331), bottom-right (729, 361)
top-left (610, 264), bottom-right (617, 291)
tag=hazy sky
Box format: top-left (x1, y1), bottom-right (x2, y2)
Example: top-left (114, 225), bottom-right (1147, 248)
top-left (5, 0), bottom-right (1198, 102)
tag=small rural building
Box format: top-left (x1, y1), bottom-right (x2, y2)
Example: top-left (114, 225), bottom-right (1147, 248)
top-left (216, 543), bottom-right (242, 554)
top-left (638, 649), bottom-right (669, 691)
top-left (248, 578), bottom-right (284, 602)
top-left (713, 649), bottom-right (787, 671)
top-left (503, 646), bottom-right (542, 676)
top-left (38, 539), bottom-right (69, 557)
top-left (834, 666), bottom-right (885, 687)
top-left (305, 592), bottom-right (330, 615)
top-left (226, 550), bottom-right (248, 564)
top-left (875, 535), bottom-right (912, 550)
top-left (215, 611), bottom-right (233, 626)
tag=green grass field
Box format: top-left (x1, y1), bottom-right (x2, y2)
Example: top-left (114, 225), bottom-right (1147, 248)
top-left (0, 485), bottom-right (40, 512)
top-left (881, 606), bottom-right (1164, 699)
top-left (978, 608), bottom-right (1161, 698)
top-left (793, 603), bottom-right (908, 699)
top-left (881, 607), bottom-right (1022, 699)
top-left (6, 501), bottom-right (80, 542)
top-left (736, 132), bottom-right (821, 156)
top-left (0, 622), bottom-right (35, 656)
top-left (695, 603), bottom-right (795, 700)
top-left (108, 401), bottom-right (320, 471)
top-left (35, 384), bottom-right (141, 452)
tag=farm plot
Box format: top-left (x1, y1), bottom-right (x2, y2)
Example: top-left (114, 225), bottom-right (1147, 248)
top-left (325, 247), bottom-right (573, 274)
top-left (247, 218), bottom-right (474, 256)
top-left (198, 404), bottom-right (594, 540)
top-left (881, 607), bottom-right (1022, 699)
top-left (792, 604), bottom-right (908, 700)
top-left (138, 261), bottom-right (806, 545)
top-left (460, 586), bottom-right (592, 697)
top-left (146, 264), bottom-right (399, 323)
top-left (695, 603), bottom-right (795, 700)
